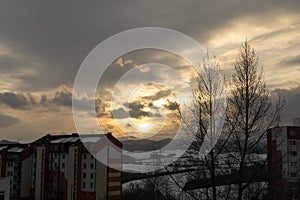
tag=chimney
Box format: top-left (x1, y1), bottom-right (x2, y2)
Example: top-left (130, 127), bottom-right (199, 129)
top-left (293, 118), bottom-right (300, 126)
top-left (106, 132), bottom-right (112, 136)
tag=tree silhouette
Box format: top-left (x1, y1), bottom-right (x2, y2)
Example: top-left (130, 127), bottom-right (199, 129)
top-left (226, 40), bottom-right (284, 200)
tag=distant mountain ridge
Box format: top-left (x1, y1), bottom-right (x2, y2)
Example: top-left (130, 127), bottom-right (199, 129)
top-left (121, 138), bottom-right (267, 153)
top-left (0, 140), bottom-right (18, 145)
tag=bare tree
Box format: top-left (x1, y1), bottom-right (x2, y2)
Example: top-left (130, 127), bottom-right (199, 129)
top-left (174, 54), bottom-right (227, 200)
top-left (129, 41), bottom-right (283, 200)
top-left (226, 40), bottom-right (284, 200)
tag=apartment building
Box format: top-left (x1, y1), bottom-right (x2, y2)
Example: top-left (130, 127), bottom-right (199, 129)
top-left (0, 144), bottom-right (32, 199)
top-left (267, 121), bottom-right (300, 200)
top-left (31, 132), bottom-right (122, 200)
top-left (0, 132), bottom-right (122, 200)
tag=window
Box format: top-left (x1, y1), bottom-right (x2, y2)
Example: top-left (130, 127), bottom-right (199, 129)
top-left (90, 164), bottom-right (94, 169)
top-left (291, 172), bottom-right (297, 177)
top-left (91, 155), bottom-right (94, 159)
top-left (61, 163), bottom-right (65, 168)
top-left (290, 130), bottom-right (296, 136)
top-left (62, 154), bottom-right (66, 159)
top-left (290, 141), bottom-right (296, 145)
top-left (90, 173), bottom-right (94, 179)
top-left (83, 163), bottom-right (86, 169)
top-left (0, 191), bottom-right (5, 200)
top-left (83, 173), bottom-right (86, 178)
top-left (290, 151), bottom-right (297, 156)
top-left (291, 161), bottom-right (297, 167)
top-left (83, 154), bottom-right (87, 159)
top-left (292, 183), bottom-right (298, 189)
top-left (90, 183), bottom-right (93, 189)
top-left (83, 182), bottom-right (86, 188)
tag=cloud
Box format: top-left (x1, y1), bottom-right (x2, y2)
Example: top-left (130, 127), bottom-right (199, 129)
top-left (115, 58), bottom-right (125, 67)
top-left (0, 0), bottom-right (300, 140)
top-left (129, 109), bottom-right (149, 119)
top-left (0, 92), bottom-right (36, 109)
top-left (277, 86), bottom-right (300, 124)
top-left (124, 101), bottom-right (145, 111)
top-left (0, 54), bottom-right (26, 73)
top-left (0, 0), bottom-right (298, 93)
top-left (125, 101), bottom-right (151, 118)
top-left (136, 65), bottom-right (150, 73)
top-left (114, 58), bottom-right (134, 68)
top-left (143, 89), bottom-right (172, 101)
top-left (106, 124), bottom-right (114, 130)
top-left (0, 85), bottom-right (97, 112)
top-left (164, 101), bottom-right (179, 111)
top-left (112, 101), bottom-right (150, 119)
top-left (96, 98), bottom-right (109, 118)
top-left (0, 113), bottom-right (20, 128)
top-left (279, 54), bottom-right (300, 66)
top-left (111, 108), bottom-right (129, 119)
top-left (38, 86), bottom-right (74, 108)
top-left (52, 85), bottom-right (72, 107)
top-left (112, 106), bottom-right (149, 119)
top-left (0, 85), bottom-right (73, 110)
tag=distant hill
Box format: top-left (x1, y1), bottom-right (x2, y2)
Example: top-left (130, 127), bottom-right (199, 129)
top-left (0, 140), bottom-right (18, 145)
top-left (121, 138), bottom-right (267, 154)
top-left (122, 138), bottom-right (172, 151)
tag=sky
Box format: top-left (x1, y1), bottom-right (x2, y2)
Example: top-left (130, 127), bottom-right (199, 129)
top-left (0, 0), bottom-right (300, 142)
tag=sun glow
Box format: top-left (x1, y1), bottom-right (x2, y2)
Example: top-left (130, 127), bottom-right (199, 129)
top-left (153, 99), bottom-right (167, 108)
top-left (137, 122), bottom-right (153, 132)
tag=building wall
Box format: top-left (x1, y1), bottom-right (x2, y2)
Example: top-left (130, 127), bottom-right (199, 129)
top-left (67, 145), bottom-right (77, 200)
top-left (20, 155), bottom-right (33, 198)
top-left (107, 145), bottom-right (122, 200)
top-left (0, 155), bottom-right (2, 177)
top-left (35, 146), bottom-right (45, 200)
top-left (268, 126), bottom-right (300, 200)
top-left (0, 178), bottom-right (10, 200)
top-left (293, 118), bottom-right (300, 126)
top-left (95, 146), bottom-right (108, 200)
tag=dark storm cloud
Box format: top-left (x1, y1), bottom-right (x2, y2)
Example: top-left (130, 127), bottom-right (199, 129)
top-left (272, 86), bottom-right (300, 125)
top-left (1, 0), bottom-right (300, 92)
top-left (0, 86), bottom-right (73, 109)
top-left (0, 113), bottom-right (20, 128)
top-left (129, 110), bottom-right (149, 119)
top-left (0, 84), bottom-right (113, 122)
top-left (124, 101), bottom-right (145, 111)
top-left (113, 103), bottom-right (149, 119)
top-left (284, 86), bottom-right (300, 122)
top-left (0, 92), bottom-right (36, 109)
top-left (119, 100), bottom-right (150, 119)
